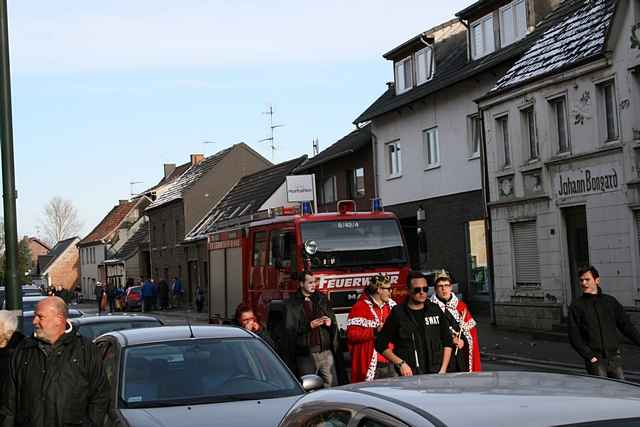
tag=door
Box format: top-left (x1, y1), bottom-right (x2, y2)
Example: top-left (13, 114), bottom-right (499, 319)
top-left (564, 206), bottom-right (590, 300)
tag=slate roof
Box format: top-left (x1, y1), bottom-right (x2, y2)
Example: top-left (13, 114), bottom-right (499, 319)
top-left (355, 0), bottom-right (587, 124)
top-left (40, 237), bottom-right (78, 272)
top-left (79, 200), bottom-right (139, 246)
top-left (489, 0), bottom-right (616, 94)
top-left (114, 221), bottom-right (149, 261)
top-left (146, 146), bottom-right (235, 211)
top-left (187, 155), bottom-right (308, 239)
top-left (295, 125), bottom-right (371, 172)
top-left (143, 162), bottom-right (191, 195)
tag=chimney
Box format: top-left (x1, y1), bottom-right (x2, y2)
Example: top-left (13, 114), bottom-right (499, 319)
top-left (386, 81), bottom-right (395, 90)
top-left (190, 154), bottom-right (205, 166)
top-left (119, 199), bottom-right (129, 206)
top-left (163, 163), bottom-right (176, 178)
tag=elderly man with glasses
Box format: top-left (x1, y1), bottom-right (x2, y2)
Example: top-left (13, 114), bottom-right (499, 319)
top-left (346, 273), bottom-right (397, 382)
top-left (430, 271), bottom-right (481, 372)
top-left (376, 271), bottom-right (453, 376)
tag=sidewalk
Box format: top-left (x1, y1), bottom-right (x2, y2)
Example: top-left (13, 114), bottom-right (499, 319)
top-left (476, 314), bottom-right (640, 375)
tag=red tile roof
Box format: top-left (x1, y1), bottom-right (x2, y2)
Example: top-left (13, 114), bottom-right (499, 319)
top-left (79, 200), bottom-right (138, 245)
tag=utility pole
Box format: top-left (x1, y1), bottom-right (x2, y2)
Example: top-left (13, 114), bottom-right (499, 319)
top-left (0, 0), bottom-right (22, 319)
top-left (259, 105), bottom-right (284, 162)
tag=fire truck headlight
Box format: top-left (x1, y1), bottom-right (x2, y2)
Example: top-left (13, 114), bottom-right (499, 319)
top-left (304, 240), bottom-right (318, 255)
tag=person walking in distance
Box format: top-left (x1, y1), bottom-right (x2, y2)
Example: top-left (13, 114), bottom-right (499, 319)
top-left (94, 281), bottom-right (104, 314)
top-left (346, 273), bottom-right (397, 382)
top-left (0, 297), bottom-right (110, 427)
top-left (376, 271), bottom-right (453, 376)
top-left (569, 265), bottom-right (640, 379)
top-left (430, 271), bottom-right (481, 372)
top-left (172, 277), bottom-right (184, 309)
top-left (283, 271), bottom-right (339, 387)
top-left (141, 278), bottom-right (154, 313)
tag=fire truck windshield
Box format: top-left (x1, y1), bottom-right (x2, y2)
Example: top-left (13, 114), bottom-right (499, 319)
top-left (300, 219), bottom-right (407, 267)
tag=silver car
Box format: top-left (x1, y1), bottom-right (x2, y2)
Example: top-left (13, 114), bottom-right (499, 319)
top-left (95, 325), bottom-right (321, 427)
top-left (279, 372), bottom-right (640, 426)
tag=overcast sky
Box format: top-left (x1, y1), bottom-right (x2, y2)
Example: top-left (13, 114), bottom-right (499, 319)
top-left (5, 0), bottom-right (473, 239)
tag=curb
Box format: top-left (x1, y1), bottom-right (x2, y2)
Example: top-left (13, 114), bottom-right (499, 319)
top-left (482, 351), bottom-right (640, 379)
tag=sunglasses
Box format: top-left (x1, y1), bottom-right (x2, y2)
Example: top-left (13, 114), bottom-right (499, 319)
top-left (412, 286), bottom-right (429, 294)
top-left (379, 286), bottom-right (392, 291)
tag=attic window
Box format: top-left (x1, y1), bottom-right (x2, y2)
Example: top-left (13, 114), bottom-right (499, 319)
top-left (415, 47), bottom-right (433, 85)
top-left (394, 56), bottom-right (413, 95)
top-left (500, 0), bottom-right (527, 47)
top-left (471, 14), bottom-right (495, 59)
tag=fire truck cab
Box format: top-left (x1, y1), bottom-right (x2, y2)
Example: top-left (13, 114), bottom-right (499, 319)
top-left (207, 200), bottom-right (411, 330)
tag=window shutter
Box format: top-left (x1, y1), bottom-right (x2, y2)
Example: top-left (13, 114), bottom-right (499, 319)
top-left (511, 221), bottom-right (540, 285)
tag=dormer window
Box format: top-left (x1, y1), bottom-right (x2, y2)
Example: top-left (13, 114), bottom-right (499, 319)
top-left (471, 14), bottom-right (495, 60)
top-left (394, 57), bottom-right (413, 95)
top-left (415, 47), bottom-right (433, 85)
top-left (500, 0), bottom-right (527, 47)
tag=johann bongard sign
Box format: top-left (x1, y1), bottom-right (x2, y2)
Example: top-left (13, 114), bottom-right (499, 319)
top-left (554, 163), bottom-right (621, 198)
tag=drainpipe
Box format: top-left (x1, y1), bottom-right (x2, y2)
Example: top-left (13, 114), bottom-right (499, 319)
top-left (371, 131), bottom-right (379, 199)
top-left (479, 105), bottom-right (497, 325)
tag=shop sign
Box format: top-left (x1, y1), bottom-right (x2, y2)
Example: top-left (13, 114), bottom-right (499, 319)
top-left (554, 163), bottom-right (621, 198)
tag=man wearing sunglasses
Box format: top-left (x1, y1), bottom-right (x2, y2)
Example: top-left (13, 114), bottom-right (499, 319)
top-left (376, 271), bottom-right (453, 376)
top-left (346, 273), bottom-right (397, 382)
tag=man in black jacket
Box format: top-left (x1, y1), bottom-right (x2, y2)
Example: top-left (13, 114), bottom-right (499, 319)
top-left (376, 271), bottom-right (453, 375)
top-left (569, 265), bottom-right (640, 379)
top-left (0, 297), bottom-right (110, 427)
top-left (283, 271), bottom-right (339, 387)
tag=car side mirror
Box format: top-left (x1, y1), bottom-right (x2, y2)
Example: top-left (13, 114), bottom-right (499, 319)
top-left (300, 374), bottom-right (324, 392)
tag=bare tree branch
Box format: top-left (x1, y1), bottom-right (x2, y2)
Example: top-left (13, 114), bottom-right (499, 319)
top-left (40, 197), bottom-right (83, 245)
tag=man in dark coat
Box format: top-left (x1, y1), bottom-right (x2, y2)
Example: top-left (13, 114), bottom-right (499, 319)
top-left (283, 271), bottom-right (340, 387)
top-left (158, 280), bottom-right (170, 310)
top-left (569, 265), bottom-right (640, 379)
top-left (0, 311), bottom-right (23, 386)
top-left (0, 297), bottom-right (110, 427)
top-left (376, 270), bottom-right (453, 376)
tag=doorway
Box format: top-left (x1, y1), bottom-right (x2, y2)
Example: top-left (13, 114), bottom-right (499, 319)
top-left (563, 206), bottom-right (590, 300)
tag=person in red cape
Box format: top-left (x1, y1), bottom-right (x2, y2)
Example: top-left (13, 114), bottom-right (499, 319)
top-left (430, 271), bottom-right (481, 372)
top-left (346, 273), bottom-right (397, 383)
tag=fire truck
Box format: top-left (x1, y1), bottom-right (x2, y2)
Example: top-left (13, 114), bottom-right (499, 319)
top-left (207, 200), bottom-right (411, 330)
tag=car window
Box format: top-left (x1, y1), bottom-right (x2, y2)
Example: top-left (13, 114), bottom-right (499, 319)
top-left (78, 320), bottom-right (162, 339)
top-left (304, 410), bottom-right (352, 427)
top-left (120, 337), bottom-right (301, 407)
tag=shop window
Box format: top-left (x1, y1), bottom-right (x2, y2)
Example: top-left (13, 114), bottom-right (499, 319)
top-left (252, 231), bottom-right (268, 267)
top-left (511, 220), bottom-right (540, 287)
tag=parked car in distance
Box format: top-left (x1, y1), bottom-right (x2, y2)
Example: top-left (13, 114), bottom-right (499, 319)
top-left (70, 314), bottom-right (163, 340)
top-left (0, 285), bottom-right (46, 308)
top-left (22, 308), bottom-right (84, 338)
top-left (279, 372), bottom-right (640, 426)
top-left (124, 286), bottom-right (143, 311)
top-left (95, 326), bottom-right (322, 427)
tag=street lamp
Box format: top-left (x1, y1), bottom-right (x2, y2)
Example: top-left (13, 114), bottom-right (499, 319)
top-left (416, 205), bottom-right (426, 222)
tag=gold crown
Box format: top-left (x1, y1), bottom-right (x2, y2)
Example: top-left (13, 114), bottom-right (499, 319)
top-left (371, 273), bottom-right (391, 286)
top-left (433, 270), bottom-right (451, 284)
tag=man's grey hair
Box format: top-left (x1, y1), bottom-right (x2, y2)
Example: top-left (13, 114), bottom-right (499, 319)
top-left (0, 310), bottom-right (18, 337)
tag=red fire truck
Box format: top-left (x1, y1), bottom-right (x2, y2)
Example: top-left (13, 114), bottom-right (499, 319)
top-left (207, 200), bottom-right (411, 330)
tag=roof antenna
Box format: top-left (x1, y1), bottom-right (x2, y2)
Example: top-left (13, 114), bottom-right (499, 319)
top-left (312, 138), bottom-right (319, 156)
top-left (186, 310), bottom-right (195, 338)
top-left (259, 104), bottom-right (284, 161)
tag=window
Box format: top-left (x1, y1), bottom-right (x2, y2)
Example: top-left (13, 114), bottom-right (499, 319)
top-left (511, 220), bottom-right (540, 287)
top-left (269, 230), bottom-right (294, 269)
top-left (349, 167), bottom-right (365, 198)
top-left (321, 176), bottom-right (337, 204)
top-left (422, 127), bottom-right (440, 168)
top-left (521, 107), bottom-right (539, 160)
top-left (415, 47), bottom-right (433, 85)
top-left (394, 57), bottom-right (413, 94)
top-left (598, 80), bottom-right (618, 141)
top-left (252, 231), bottom-right (268, 267)
top-left (386, 141), bottom-right (402, 177)
top-left (549, 96), bottom-right (569, 153)
top-left (469, 115), bottom-right (482, 157)
top-left (496, 115), bottom-right (511, 168)
top-left (471, 14), bottom-right (495, 59)
top-left (500, 0), bottom-right (527, 47)
top-left (467, 220), bottom-right (488, 295)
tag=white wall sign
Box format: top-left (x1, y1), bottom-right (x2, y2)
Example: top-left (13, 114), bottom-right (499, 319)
top-left (554, 163), bottom-right (621, 198)
top-left (286, 175), bottom-right (315, 202)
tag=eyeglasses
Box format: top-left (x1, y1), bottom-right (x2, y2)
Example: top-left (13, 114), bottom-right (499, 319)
top-left (412, 286), bottom-right (429, 294)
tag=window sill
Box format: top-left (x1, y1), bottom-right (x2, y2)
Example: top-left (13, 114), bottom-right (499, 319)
top-left (424, 164), bottom-right (441, 172)
top-left (519, 161), bottom-right (542, 173)
top-left (495, 168), bottom-right (514, 178)
top-left (386, 174), bottom-right (403, 181)
top-left (468, 154), bottom-right (480, 161)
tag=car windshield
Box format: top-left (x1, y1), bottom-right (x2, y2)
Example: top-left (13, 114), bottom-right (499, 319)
top-left (120, 337), bottom-right (301, 407)
top-left (300, 219), bottom-right (407, 267)
top-left (78, 320), bottom-right (161, 340)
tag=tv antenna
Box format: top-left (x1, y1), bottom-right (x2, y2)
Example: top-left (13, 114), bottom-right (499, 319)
top-left (259, 105), bottom-right (284, 161)
top-left (129, 181), bottom-right (143, 196)
top-left (312, 138), bottom-right (319, 156)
